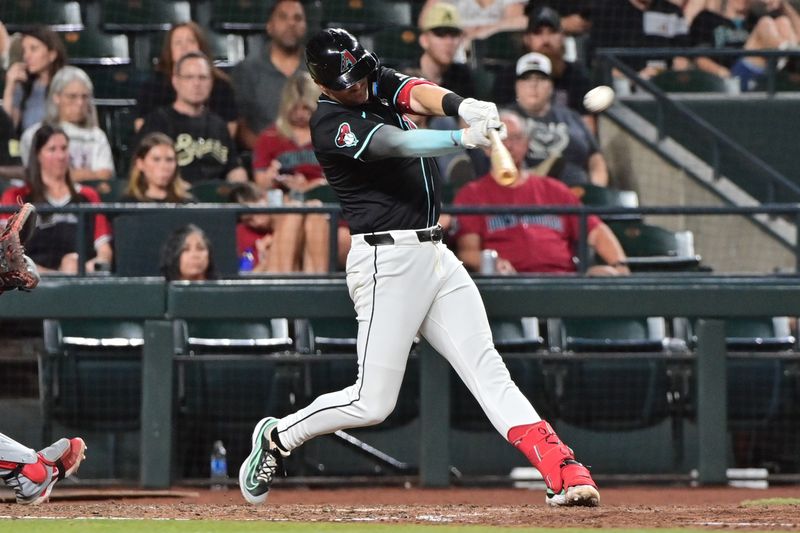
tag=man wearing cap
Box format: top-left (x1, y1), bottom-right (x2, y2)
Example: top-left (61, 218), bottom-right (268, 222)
top-left (509, 52), bottom-right (608, 187)
top-left (418, 2), bottom-right (476, 98)
top-left (493, 6), bottom-right (593, 124)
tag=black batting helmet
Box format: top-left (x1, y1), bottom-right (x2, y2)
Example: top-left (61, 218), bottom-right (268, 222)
top-left (305, 28), bottom-right (379, 91)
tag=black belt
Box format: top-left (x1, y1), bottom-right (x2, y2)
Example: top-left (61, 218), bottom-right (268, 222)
top-left (363, 226), bottom-right (443, 246)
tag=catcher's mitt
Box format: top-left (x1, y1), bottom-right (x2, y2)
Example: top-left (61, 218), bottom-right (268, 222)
top-left (0, 203), bottom-right (40, 292)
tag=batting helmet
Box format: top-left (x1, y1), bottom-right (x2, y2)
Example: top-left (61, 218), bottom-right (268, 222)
top-left (305, 28), bottom-right (379, 91)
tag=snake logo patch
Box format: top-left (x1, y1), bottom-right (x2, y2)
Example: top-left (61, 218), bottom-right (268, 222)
top-left (335, 122), bottom-right (358, 148)
top-left (340, 50), bottom-right (357, 73)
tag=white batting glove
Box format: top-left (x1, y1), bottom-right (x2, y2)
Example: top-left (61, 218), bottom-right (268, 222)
top-left (458, 98), bottom-right (500, 127)
top-left (460, 122), bottom-right (492, 149)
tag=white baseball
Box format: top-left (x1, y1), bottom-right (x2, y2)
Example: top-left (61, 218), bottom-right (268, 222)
top-left (583, 85), bottom-right (615, 113)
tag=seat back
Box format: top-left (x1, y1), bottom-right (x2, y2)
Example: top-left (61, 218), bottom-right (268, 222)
top-left (80, 178), bottom-right (127, 202)
top-left (682, 317), bottom-right (796, 352)
top-left (610, 222), bottom-right (702, 272)
top-left (113, 210), bottom-right (238, 276)
top-left (5, 0), bottom-right (83, 32)
top-left (651, 69), bottom-right (728, 93)
top-left (322, 0), bottom-right (412, 33)
top-left (175, 318), bottom-right (293, 355)
top-left (101, 0), bottom-right (191, 32)
top-left (308, 317), bottom-right (358, 353)
top-left (63, 30), bottom-right (130, 66)
top-left (370, 26), bottom-right (421, 69)
top-left (189, 180), bottom-right (236, 203)
top-left (470, 31), bottom-right (525, 68)
top-left (491, 318), bottom-right (544, 353)
top-left (558, 317), bottom-right (671, 353)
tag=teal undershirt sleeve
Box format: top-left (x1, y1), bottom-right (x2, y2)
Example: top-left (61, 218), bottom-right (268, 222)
top-left (366, 126), bottom-right (464, 159)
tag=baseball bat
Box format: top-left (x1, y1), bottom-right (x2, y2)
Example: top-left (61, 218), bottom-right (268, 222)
top-left (488, 129), bottom-right (518, 187)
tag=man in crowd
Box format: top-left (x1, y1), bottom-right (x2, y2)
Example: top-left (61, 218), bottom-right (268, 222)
top-left (453, 111), bottom-right (628, 275)
top-left (232, 0), bottom-right (308, 149)
top-left (418, 2), bottom-right (476, 97)
top-left (139, 51), bottom-right (247, 183)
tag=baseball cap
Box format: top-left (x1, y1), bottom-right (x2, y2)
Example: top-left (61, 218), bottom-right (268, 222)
top-left (420, 3), bottom-right (463, 32)
top-left (516, 52), bottom-right (552, 78)
top-left (527, 6), bottom-right (561, 33)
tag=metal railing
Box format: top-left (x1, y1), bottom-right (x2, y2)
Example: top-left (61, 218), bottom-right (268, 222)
top-left (594, 47), bottom-right (800, 205)
top-left (2, 202), bottom-right (798, 275)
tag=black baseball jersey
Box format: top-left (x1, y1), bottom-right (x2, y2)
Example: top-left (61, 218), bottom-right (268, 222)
top-left (310, 67), bottom-right (442, 234)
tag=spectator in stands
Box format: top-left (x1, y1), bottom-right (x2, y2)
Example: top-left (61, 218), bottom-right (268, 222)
top-left (139, 51), bottom-right (247, 184)
top-left (453, 111), bottom-right (628, 275)
top-left (122, 132), bottom-right (193, 203)
top-left (590, 0), bottom-right (691, 81)
top-left (253, 72), bottom-right (349, 272)
top-left (509, 52), bottom-right (608, 186)
top-left (0, 433), bottom-right (85, 505)
top-left (687, 0), bottom-right (799, 91)
top-left (418, 3), bottom-right (476, 97)
top-left (528, 1), bottom-right (593, 37)
top-left (134, 22), bottom-right (238, 138)
top-left (418, 0), bottom-right (528, 43)
top-left (232, 0), bottom-right (307, 149)
top-left (494, 7), bottom-right (593, 127)
top-left (0, 124), bottom-right (113, 274)
top-left (2, 26), bottom-right (66, 135)
top-left (159, 224), bottom-right (218, 281)
top-left (228, 182), bottom-right (303, 273)
top-left (19, 66), bottom-right (114, 182)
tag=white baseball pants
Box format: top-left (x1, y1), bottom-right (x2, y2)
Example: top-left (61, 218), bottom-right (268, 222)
top-left (276, 227), bottom-right (540, 450)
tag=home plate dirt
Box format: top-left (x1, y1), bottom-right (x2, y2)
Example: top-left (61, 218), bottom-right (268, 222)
top-left (2, 487), bottom-right (799, 529)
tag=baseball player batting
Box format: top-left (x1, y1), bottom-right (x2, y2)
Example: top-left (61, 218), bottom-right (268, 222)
top-left (239, 28), bottom-right (599, 508)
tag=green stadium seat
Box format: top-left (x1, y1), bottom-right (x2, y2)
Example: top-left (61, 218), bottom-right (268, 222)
top-left (572, 183), bottom-right (641, 223)
top-left (174, 318), bottom-right (297, 477)
top-left (679, 317), bottom-right (796, 353)
top-left (81, 178), bottom-right (128, 202)
top-left (471, 31), bottom-right (525, 68)
top-left (371, 26), bottom-right (421, 69)
top-left (322, 0), bottom-right (412, 34)
top-left (302, 183), bottom-right (339, 204)
top-left (100, 0), bottom-right (191, 32)
top-left (4, 0), bottom-right (84, 32)
top-left (210, 0), bottom-right (270, 33)
top-left (608, 222), bottom-right (702, 272)
top-left (89, 65), bottom-right (143, 100)
top-left (558, 317), bottom-right (673, 353)
top-left (62, 30), bottom-right (130, 66)
top-left (147, 30), bottom-right (245, 69)
top-left (40, 319), bottom-right (144, 476)
top-left (754, 71), bottom-right (800, 92)
top-left (188, 179), bottom-right (235, 203)
top-left (96, 103), bottom-right (137, 176)
top-left (651, 69), bottom-right (728, 93)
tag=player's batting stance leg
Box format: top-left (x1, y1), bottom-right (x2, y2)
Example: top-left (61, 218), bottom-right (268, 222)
top-left (239, 28), bottom-right (599, 508)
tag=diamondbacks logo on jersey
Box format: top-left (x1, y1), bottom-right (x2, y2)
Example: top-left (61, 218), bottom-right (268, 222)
top-left (340, 50), bottom-right (357, 73)
top-left (335, 122), bottom-right (359, 148)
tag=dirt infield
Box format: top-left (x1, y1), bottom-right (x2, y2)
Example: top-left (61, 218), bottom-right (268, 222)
top-left (2, 486), bottom-right (800, 529)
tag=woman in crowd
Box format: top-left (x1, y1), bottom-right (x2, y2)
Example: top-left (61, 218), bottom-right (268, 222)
top-left (2, 26), bottom-right (66, 134)
top-left (134, 22), bottom-right (238, 137)
top-left (253, 72), bottom-right (348, 272)
top-left (19, 66), bottom-right (114, 181)
top-left (0, 124), bottom-right (112, 274)
top-left (159, 224), bottom-right (217, 281)
top-left (122, 132), bottom-right (193, 203)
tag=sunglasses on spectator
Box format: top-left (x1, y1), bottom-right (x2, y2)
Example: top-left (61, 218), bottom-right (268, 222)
top-left (430, 27), bottom-right (462, 38)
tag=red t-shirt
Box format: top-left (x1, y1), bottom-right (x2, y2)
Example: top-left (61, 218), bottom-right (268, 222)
top-left (252, 126), bottom-right (323, 182)
top-left (453, 173), bottom-right (601, 273)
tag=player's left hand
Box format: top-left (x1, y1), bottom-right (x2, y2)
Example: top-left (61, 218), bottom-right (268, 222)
top-left (458, 98), bottom-right (500, 128)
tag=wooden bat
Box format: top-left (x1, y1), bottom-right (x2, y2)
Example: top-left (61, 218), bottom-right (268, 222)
top-left (488, 129), bottom-right (518, 187)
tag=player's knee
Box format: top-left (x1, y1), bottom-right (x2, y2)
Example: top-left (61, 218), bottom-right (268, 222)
top-left (358, 397), bottom-right (397, 426)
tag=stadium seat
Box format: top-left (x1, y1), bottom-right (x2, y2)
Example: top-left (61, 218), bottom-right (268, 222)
top-left (370, 26), bottom-right (421, 69)
top-left (40, 319), bottom-right (144, 476)
top-left (62, 30), bottom-right (130, 66)
top-left (471, 31), bottom-right (525, 68)
top-left (112, 210), bottom-right (238, 276)
top-left (147, 30), bottom-right (245, 69)
top-left (678, 317), bottom-right (796, 353)
top-left (609, 221), bottom-right (702, 272)
top-left (81, 178), bottom-right (128, 202)
top-left (557, 317), bottom-right (675, 353)
top-left (755, 71), bottom-right (800, 92)
top-left (100, 0), bottom-right (191, 32)
top-left (322, 0), bottom-right (412, 34)
top-left (96, 103), bottom-right (137, 176)
top-left (651, 69), bottom-right (728, 93)
top-left (302, 183), bottom-right (339, 204)
top-left (89, 65), bottom-right (143, 100)
top-left (3, 0), bottom-right (84, 32)
top-left (188, 179), bottom-right (235, 203)
top-left (174, 318), bottom-right (296, 477)
top-left (210, 0), bottom-right (269, 33)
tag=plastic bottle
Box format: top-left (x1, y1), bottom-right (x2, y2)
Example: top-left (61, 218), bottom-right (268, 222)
top-left (210, 440), bottom-right (228, 490)
top-left (239, 248), bottom-right (256, 272)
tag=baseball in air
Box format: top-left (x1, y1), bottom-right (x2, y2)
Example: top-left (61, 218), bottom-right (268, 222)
top-left (583, 85), bottom-right (615, 113)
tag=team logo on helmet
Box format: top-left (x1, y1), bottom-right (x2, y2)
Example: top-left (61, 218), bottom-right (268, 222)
top-left (335, 122), bottom-right (358, 148)
top-left (340, 50), bottom-right (358, 73)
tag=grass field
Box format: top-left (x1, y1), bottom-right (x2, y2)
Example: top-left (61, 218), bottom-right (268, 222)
top-left (0, 523), bottom-right (765, 533)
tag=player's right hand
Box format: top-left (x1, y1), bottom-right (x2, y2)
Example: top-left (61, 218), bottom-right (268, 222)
top-left (460, 121), bottom-right (492, 149)
top-left (458, 98), bottom-right (500, 127)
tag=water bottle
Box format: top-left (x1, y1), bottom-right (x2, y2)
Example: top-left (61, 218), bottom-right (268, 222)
top-left (239, 248), bottom-right (256, 273)
top-left (480, 249), bottom-right (498, 274)
top-left (209, 440), bottom-right (228, 490)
